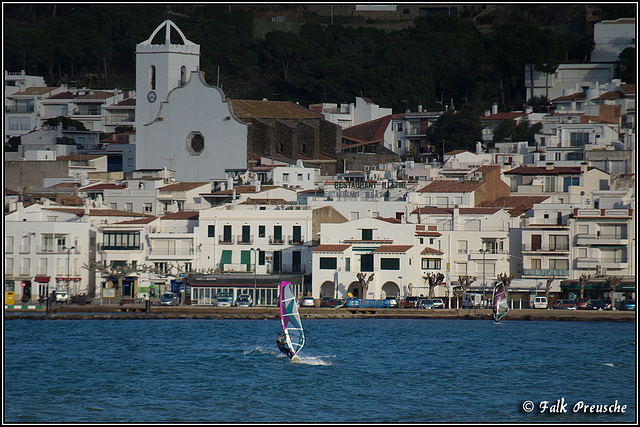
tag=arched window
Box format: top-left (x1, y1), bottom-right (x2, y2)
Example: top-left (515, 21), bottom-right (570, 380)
top-left (180, 66), bottom-right (187, 86)
top-left (149, 65), bottom-right (156, 90)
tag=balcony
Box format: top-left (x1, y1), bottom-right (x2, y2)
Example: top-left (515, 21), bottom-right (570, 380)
top-left (98, 244), bottom-right (142, 251)
top-left (523, 268), bottom-right (570, 278)
top-left (270, 236), bottom-right (285, 245)
top-left (575, 233), bottom-right (629, 246)
top-left (468, 250), bottom-right (509, 260)
top-left (288, 235), bottom-right (304, 245)
top-left (237, 235), bottom-right (253, 245)
top-left (521, 244), bottom-right (569, 253)
top-left (219, 236), bottom-right (235, 245)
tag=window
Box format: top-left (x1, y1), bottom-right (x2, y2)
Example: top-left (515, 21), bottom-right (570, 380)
top-left (144, 203), bottom-right (152, 213)
top-left (397, 140), bottom-right (402, 148)
top-left (186, 131), bottom-right (204, 156)
top-left (457, 240), bottom-right (467, 254)
top-left (258, 250), bottom-right (265, 265)
top-left (273, 225), bottom-right (283, 243)
top-left (380, 258), bottom-right (400, 270)
top-left (549, 235), bottom-right (569, 251)
top-left (180, 66), bottom-right (187, 86)
top-left (149, 65), bottom-right (156, 90)
top-left (258, 225), bottom-right (265, 238)
top-left (208, 225), bottom-right (215, 238)
top-left (20, 117), bottom-right (31, 130)
top-left (282, 173), bottom-right (289, 182)
top-left (223, 225), bottom-right (232, 243)
top-left (530, 259), bottom-right (542, 269)
top-left (241, 225), bottom-right (251, 243)
top-left (125, 203), bottom-right (133, 212)
top-left (345, 258), bottom-right (350, 272)
top-left (549, 259), bottom-right (569, 270)
top-left (361, 229), bottom-right (373, 241)
top-left (396, 122), bottom-right (403, 132)
top-left (544, 176), bottom-right (555, 192)
top-left (102, 231), bottom-right (140, 250)
top-left (422, 258), bottom-right (441, 270)
top-left (360, 254), bottom-right (374, 272)
top-left (297, 173), bottom-right (303, 182)
top-left (570, 132), bottom-right (589, 147)
top-left (292, 225), bottom-right (302, 244)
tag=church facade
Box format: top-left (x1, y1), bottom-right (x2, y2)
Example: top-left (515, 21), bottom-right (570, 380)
top-left (135, 20), bottom-right (248, 182)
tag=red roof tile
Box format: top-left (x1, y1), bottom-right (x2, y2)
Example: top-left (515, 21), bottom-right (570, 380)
top-left (313, 244), bottom-right (351, 252)
top-left (417, 180), bottom-right (484, 193)
top-left (230, 99), bottom-right (322, 119)
top-left (374, 245), bottom-right (413, 253)
top-left (161, 211), bottom-right (199, 220)
top-left (420, 247), bottom-right (444, 255)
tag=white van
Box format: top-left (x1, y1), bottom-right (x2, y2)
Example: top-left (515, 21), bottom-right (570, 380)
top-left (533, 296), bottom-right (548, 309)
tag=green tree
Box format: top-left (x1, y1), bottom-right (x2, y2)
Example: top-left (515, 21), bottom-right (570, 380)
top-left (427, 106), bottom-right (483, 160)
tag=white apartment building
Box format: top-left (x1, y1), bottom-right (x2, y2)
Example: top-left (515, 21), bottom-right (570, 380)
top-left (4, 202), bottom-right (91, 302)
top-left (272, 160), bottom-right (319, 191)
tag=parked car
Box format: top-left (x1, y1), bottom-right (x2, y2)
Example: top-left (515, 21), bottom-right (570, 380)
top-left (300, 296), bottom-right (315, 307)
top-left (53, 290), bottom-right (69, 304)
top-left (587, 299), bottom-right (606, 310)
top-left (602, 299), bottom-right (612, 310)
top-left (215, 297), bottom-right (232, 307)
top-left (385, 296), bottom-right (399, 308)
top-left (554, 299), bottom-right (577, 310)
top-left (418, 299), bottom-right (434, 309)
top-left (532, 296), bottom-right (548, 309)
top-left (235, 295), bottom-right (252, 307)
top-left (159, 292), bottom-right (178, 306)
top-left (431, 298), bottom-right (445, 309)
top-left (618, 300), bottom-right (636, 311)
top-left (576, 298), bottom-right (590, 310)
top-left (400, 296), bottom-right (420, 308)
top-left (320, 298), bottom-right (343, 308)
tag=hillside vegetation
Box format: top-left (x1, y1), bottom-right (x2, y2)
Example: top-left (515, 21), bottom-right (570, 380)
top-left (3, 4), bottom-right (635, 114)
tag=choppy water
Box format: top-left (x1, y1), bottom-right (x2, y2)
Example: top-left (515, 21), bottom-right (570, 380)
top-left (3, 318), bottom-right (636, 423)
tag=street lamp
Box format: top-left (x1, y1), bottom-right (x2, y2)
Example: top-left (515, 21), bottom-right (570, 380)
top-left (479, 248), bottom-right (488, 308)
top-left (63, 245), bottom-right (76, 297)
top-left (250, 248), bottom-right (257, 306)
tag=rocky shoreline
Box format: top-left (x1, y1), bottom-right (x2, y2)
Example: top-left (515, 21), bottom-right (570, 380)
top-left (4, 305), bottom-right (636, 322)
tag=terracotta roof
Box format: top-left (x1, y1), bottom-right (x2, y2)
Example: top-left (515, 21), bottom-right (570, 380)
top-left (313, 244), bottom-right (351, 252)
top-left (420, 247), bottom-right (444, 255)
top-left (114, 217), bottom-right (158, 225)
top-left (373, 245), bottom-right (413, 253)
top-left (592, 91), bottom-right (625, 101)
top-left (552, 92), bottom-right (587, 102)
top-left (58, 154), bottom-right (107, 161)
top-left (619, 84), bottom-right (635, 95)
top-left (12, 86), bottom-right (59, 96)
top-left (477, 195), bottom-right (549, 216)
top-left (417, 180), bottom-right (484, 193)
top-left (343, 239), bottom-right (394, 244)
top-left (161, 211), bottom-right (199, 220)
top-left (159, 182), bottom-right (210, 192)
top-left (342, 116), bottom-right (391, 144)
top-left (44, 91), bottom-right (80, 100)
top-left (415, 231), bottom-right (442, 237)
top-left (230, 99), bottom-right (322, 119)
top-left (76, 91), bottom-right (115, 100)
top-left (375, 217), bottom-right (402, 224)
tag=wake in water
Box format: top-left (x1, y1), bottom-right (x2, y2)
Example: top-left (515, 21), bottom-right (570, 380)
top-left (243, 346), bottom-right (334, 365)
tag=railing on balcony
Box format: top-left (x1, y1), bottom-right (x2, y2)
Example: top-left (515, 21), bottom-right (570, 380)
top-left (270, 236), bottom-right (285, 245)
top-left (523, 268), bottom-right (570, 277)
top-left (105, 115), bottom-right (135, 125)
top-left (288, 235), bottom-right (304, 245)
top-left (19, 245), bottom-right (31, 254)
top-left (219, 236), bottom-right (235, 244)
top-left (237, 235), bottom-right (253, 245)
top-left (149, 248), bottom-right (194, 256)
top-left (522, 244), bottom-right (569, 252)
top-left (5, 105), bottom-right (35, 113)
top-left (98, 244), bottom-right (142, 251)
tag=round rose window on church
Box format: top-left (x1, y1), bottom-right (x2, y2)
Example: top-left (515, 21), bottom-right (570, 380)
top-left (186, 131), bottom-right (204, 155)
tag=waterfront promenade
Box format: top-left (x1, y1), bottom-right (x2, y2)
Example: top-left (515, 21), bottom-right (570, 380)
top-left (4, 304), bottom-right (635, 321)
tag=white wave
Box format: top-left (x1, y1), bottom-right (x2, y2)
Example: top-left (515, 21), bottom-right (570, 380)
top-left (602, 363), bottom-right (615, 367)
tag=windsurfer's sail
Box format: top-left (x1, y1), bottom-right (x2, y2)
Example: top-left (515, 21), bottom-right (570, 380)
top-left (492, 282), bottom-right (509, 322)
top-left (279, 281), bottom-right (305, 358)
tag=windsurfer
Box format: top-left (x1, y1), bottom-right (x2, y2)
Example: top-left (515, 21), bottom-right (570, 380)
top-left (276, 333), bottom-right (293, 358)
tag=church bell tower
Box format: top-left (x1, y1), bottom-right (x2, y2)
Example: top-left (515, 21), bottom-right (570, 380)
top-left (135, 20), bottom-right (201, 169)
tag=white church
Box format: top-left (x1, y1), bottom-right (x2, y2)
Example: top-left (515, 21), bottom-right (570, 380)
top-left (135, 20), bottom-right (248, 182)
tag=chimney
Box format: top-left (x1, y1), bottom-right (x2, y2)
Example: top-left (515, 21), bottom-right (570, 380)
top-left (580, 162), bottom-right (588, 174)
top-left (227, 176), bottom-right (234, 190)
top-left (491, 103), bottom-right (498, 115)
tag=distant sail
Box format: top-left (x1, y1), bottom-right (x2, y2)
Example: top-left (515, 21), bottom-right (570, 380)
top-left (492, 282), bottom-right (509, 322)
top-left (279, 281), bottom-right (305, 358)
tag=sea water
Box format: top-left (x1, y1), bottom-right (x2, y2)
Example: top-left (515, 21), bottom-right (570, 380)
top-left (3, 318), bottom-right (636, 423)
